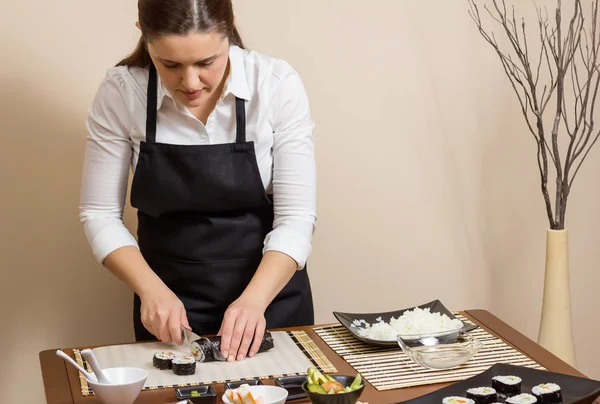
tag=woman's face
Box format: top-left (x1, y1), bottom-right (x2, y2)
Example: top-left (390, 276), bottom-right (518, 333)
top-left (146, 30), bottom-right (230, 108)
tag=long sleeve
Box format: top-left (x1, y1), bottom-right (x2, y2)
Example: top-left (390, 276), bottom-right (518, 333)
top-left (264, 62), bottom-right (317, 269)
top-left (79, 71), bottom-right (139, 263)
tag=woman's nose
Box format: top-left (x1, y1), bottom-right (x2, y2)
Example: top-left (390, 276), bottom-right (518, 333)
top-left (181, 68), bottom-right (201, 90)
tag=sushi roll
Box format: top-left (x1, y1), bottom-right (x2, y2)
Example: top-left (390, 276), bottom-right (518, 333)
top-left (190, 330), bottom-right (275, 362)
top-left (466, 387), bottom-right (497, 403)
top-left (442, 397), bottom-right (475, 404)
top-left (532, 383), bottom-right (562, 404)
top-left (492, 375), bottom-right (522, 397)
top-left (506, 393), bottom-right (538, 403)
top-left (172, 356), bottom-right (196, 376)
top-left (152, 351), bottom-right (175, 370)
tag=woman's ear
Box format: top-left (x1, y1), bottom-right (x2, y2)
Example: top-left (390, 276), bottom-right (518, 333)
top-left (135, 21), bottom-right (142, 30)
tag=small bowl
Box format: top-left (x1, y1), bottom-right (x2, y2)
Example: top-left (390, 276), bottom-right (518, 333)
top-left (86, 367), bottom-right (147, 404)
top-left (396, 328), bottom-right (482, 370)
top-left (275, 375), bottom-right (308, 400)
top-left (176, 385), bottom-right (217, 404)
top-left (302, 375), bottom-right (365, 404)
top-left (222, 385), bottom-right (288, 404)
top-left (225, 378), bottom-right (264, 390)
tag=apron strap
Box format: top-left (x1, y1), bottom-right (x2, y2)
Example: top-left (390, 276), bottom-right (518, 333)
top-left (146, 63), bottom-right (158, 144)
top-left (235, 97), bottom-right (246, 144)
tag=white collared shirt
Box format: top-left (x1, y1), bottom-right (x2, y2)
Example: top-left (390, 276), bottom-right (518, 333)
top-left (79, 45), bottom-right (316, 269)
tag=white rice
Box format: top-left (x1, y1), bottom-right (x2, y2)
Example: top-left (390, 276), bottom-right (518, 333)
top-left (493, 375), bottom-right (522, 385)
top-left (172, 356), bottom-right (195, 364)
top-left (442, 397), bottom-right (475, 404)
top-left (350, 307), bottom-right (463, 341)
top-left (532, 383), bottom-right (560, 395)
top-left (506, 393), bottom-right (538, 403)
top-left (467, 387), bottom-right (496, 395)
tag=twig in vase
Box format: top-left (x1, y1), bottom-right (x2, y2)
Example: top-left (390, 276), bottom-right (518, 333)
top-left (467, 0), bottom-right (600, 230)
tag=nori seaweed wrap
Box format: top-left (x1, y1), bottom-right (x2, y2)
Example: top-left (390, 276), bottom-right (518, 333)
top-left (190, 330), bottom-right (275, 362)
top-left (153, 351), bottom-right (175, 369)
top-left (172, 356), bottom-right (196, 375)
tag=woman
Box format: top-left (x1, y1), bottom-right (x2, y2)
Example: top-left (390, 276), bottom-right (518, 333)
top-left (79, 0), bottom-right (316, 363)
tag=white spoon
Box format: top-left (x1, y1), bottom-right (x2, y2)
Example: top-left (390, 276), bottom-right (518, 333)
top-left (81, 349), bottom-right (113, 384)
top-left (55, 350), bottom-right (98, 382)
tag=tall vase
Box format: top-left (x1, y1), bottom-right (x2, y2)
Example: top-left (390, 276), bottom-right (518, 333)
top-left (537, 228), bottom-right (577, 367)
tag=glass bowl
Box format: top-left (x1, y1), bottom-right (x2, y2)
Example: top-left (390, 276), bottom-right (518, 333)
top-left (396, 326), bottom-right (482, 370)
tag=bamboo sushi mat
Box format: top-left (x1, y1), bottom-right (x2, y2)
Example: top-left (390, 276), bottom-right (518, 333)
top-left (72, 330), bottom-right (336, 396)
top-left (313, 314), bottom-right (545, 391)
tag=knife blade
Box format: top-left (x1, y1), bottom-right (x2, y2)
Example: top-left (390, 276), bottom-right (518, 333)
top-left (181, 326), bottom-right (204, 359)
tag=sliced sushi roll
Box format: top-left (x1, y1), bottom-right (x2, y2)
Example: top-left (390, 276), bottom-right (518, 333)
top-left (506, 393), bottom-right (538, 403)
top-left (466, 387), bottom-right (497, 403)
top-left (532, 383), bottom-right (562, 404)
top-left (190, 331), bottom-right (275, 362)
top-left (442, 397), bottom-right (475, 404)
top-left (172, 356), bottom-right (196, 376)
top-left (152, 351), bottom-right (175, 370)
top-left (492, 375), bottom-right (522, 397)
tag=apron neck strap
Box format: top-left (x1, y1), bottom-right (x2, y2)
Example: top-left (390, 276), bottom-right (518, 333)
top-left (235, 97), bottom-right (246, 144)
top-left (146, 63), bottom-right (158, 143)
top-left (146, 63), bottom-right (247, 145)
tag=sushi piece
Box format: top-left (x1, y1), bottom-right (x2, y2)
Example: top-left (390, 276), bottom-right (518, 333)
top-left (442, 397), bottom-right (475, 404)
top-left (172, 356), bottom-right (196, 376)
top-left (190, 330), bottom-right (275, 362)
top-left (466, 387), bottom-right (497, 403)
top-left (492, 375), bottom-right (522, 397)
top-left (532, 383), bottom-right (562, 404)
top-left (152, 351), bottom-right (175, 370)
top-left (506, 393), bottom-right (538, 403)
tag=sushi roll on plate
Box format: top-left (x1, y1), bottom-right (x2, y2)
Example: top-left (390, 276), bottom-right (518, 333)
top-left (153, 351), bottom-right (175, 370)
top-left (442, 397), bottom-right (475, 404)
top-left (532, 383), bottom-right (562, 404)
top-left (466, 387), bottom-right (497, 403)
top-left (506, 393), bottom-right (538, 403)
top-left (492, 375), bottom-right (522, 397)
top-left (172, 356), bottom-right (196, 376)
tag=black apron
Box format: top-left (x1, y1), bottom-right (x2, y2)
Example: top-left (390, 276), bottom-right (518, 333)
top-left (129, 63), bottom-right (314, 341)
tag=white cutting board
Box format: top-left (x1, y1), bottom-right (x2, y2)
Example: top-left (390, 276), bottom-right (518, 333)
top-left (90, 331), bottom-right (312, 388)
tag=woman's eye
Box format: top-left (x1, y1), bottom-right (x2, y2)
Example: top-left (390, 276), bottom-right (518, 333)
top-left (164, 64), bottom-right (179, 69)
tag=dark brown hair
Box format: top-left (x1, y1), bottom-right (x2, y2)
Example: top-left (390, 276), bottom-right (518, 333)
top-left (117, 0), bottom-right (244, 67)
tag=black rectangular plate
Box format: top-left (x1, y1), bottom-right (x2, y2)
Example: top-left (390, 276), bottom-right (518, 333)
top-left (275, 375), bottom-right (307, 401)
top-left (225, 378), bottom-right (264, 390)
top-left (175, 385), bottom-right (217, 404)
top-left (393, 363), bottom-right (600, 404)
top-left (333, 299), bottom-right (477, 347)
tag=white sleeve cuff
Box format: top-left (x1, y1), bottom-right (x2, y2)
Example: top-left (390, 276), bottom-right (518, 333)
top-left (263, 225), bottom-right (313, 269)
top-left (89, 223), bottom-right (139, 263)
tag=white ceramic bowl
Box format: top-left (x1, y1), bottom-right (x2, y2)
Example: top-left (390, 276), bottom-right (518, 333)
top-left (222, 385), bottom-right (288, 404)
top-left (87, 367), bottom-right (147, 404)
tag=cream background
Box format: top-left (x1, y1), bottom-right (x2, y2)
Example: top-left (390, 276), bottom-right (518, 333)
top-left (1, 1), bottom-right (599, 402)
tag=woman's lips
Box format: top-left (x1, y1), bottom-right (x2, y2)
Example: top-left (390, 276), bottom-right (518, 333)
top-left (181, 89), bottom-right (203, 100)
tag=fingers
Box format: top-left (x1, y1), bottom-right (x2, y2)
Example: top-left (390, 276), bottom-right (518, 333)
top-left (169, 308), bottom-right (183, 345)
top-left (236, 318), bottom-right (259, 361)
top-left (228, 315), bottom-right (249, 362)
top-left (219, 310), bottom-right (237, 361)
top-left (248, 317), bottom-right (266, 358)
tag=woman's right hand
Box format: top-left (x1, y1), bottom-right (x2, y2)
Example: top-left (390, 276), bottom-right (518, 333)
top-left (139, 285), bottom-right (189, 345)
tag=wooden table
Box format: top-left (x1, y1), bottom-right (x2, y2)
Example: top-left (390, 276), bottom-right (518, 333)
top-left (39, 310), bottom-right (599, 404)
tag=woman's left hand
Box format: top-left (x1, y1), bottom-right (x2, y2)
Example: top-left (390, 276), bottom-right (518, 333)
top-left (218, 296), bottom-right (267, 362)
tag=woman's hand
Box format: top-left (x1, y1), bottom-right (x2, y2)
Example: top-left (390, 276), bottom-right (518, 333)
top-left (218, 296), bottom-right (267, 362)
top-left (140, 285), bottom-right (189, 345)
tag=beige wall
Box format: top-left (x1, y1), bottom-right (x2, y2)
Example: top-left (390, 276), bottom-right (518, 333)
top-left (2, 0), bottom-right (599, 402)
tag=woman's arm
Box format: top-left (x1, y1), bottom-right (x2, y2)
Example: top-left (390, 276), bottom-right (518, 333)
top-left (80, 70), bottom-right (187, 344)
top-left (218, 60), bottom-right (317, 361)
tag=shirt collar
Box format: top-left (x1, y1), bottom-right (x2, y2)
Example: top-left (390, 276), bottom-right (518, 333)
top-left (155, 45), bottom-right (250, 110)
